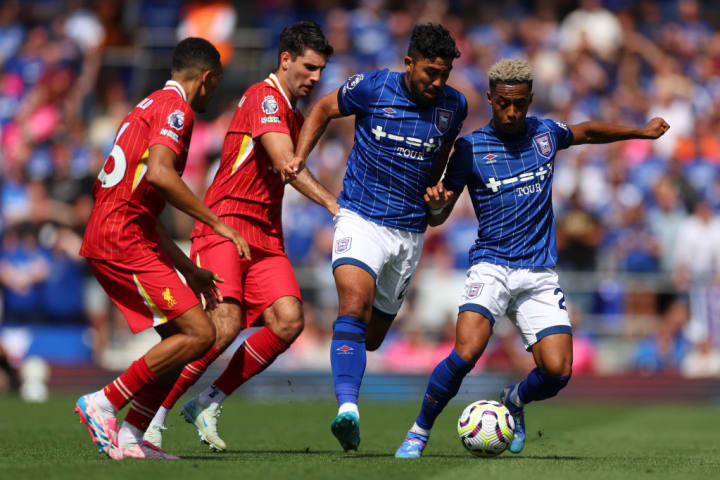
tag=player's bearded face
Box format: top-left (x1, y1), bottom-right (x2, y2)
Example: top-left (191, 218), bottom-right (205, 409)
top-left (286, 49), bottom-right (327, 99)
top-left (488, 83), bottom-right (533, 135)
top-left (405, 56), bottom-right (453, 106)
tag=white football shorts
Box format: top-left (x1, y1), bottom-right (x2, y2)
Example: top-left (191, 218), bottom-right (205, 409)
top-left (331, 208), bottom-right (424, 316)
top-left (459, 262), bottom-right (572, 350)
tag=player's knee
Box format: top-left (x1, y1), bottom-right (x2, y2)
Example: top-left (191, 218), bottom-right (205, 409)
top-left (273, 304), bottom-right (304, 343)
top-left (541, 353), bottom-right (572, 378)
top-left (339, 294), bottom-right (373, 320)
top-left (213, 313), bottom-right (242, 351)
top-left (192, 318), bottom-right (216, 356)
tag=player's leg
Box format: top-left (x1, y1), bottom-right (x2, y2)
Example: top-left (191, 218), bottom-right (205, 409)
top-left (75, 259), bottom-right (214, 457)
top-left (502, 271), bottom-right (573, 454)
top-left (395, 311), bottom-right (492, 458)
top-left (396, 262), bottom-right (510, 458)
top-left (145, 300), bottom-right (243, 446)
top-left (146, 236), bottom-right (248, 445)
top-left (328, 209), bottom-right (387, 451)
top-left (329, 264), bottom-right (376, 451)
top-left (111, 305), bottom-right (215, 458)
top-left (182, 253), bottom-right (302, 451)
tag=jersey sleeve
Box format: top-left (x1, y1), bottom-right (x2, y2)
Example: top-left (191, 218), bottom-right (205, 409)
top-left (248, 86), bottom-right (292, 139)
top-left (148, 100), bottom-right (194, 156)
top-left (337, 70), bottom-right (377, 117)
top-left (547, 119), bottom-right (574, 150)
top-left (442, 136), bottom-right (473, 194)
top-left (446, 92), bottom-right (468, 143)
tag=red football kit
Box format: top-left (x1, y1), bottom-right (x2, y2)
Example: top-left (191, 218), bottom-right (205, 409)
top-left (80, 80), bottom-right (199, 333)
top-left (190, 73), bottom-right (302, 327)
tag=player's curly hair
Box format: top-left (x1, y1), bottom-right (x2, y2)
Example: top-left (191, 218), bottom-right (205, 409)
top-left (407, 23), bottom-right (461, 61)
top-left (277, 21), bottom-right (334, 64)
top-left (488, 58), bottom-right (533, 90)
top-left (172, 37), bottom-right (222, 74)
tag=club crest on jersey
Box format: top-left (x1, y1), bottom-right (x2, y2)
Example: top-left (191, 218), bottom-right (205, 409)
top-left (346, 73), bottom-right (364, 90)
top-left (435, 108), bottom-right (453, 133)
top-left (466, 283), bottom-right (484, 298)
top-left (533, 133), bottom-right (553, 158)
top-left (167, 110), bottom-right (185, 130)
top-left (262, 95), bottom-right (279, 115)
top-left (163, 288), bottom-right (177, 308)
top-left (335, 237), bottom-right (352, 254)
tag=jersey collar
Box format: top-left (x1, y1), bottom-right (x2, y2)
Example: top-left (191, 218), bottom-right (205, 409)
top-left (163, 80), bottom-right (188, 102)
top-left (265, 73), bottom-right (293, 110)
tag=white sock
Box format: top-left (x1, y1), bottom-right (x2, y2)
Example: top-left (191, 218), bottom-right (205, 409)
top-left (91, 390), bottom-right (117, 416)
top-left (338, 402), bottom-right (359, 418)
top-left (410, 422), bottom-right (431, 437)
top-left (117, 421), bottom-right (143, 447)
top-left (150, 406), bottom-right (169, 427)
top-left (509, 384), bottom-right (524, 407)
top-left (198, 384), bottom-right (226, 408)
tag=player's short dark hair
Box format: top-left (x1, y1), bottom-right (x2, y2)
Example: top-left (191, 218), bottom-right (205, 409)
top-left (407, 23), bottom-right (460, 61)
top-left (172, 37), bottom-right (222, 74)
top-left (277, 21), bottom-right (334, 64)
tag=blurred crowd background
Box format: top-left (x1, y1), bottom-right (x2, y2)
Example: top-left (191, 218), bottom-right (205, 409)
top-left (3, 0), bottom-right (720, 394)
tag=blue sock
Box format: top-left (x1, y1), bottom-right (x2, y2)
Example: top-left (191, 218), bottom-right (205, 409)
top-left (415, 350), bottom-right (475, 430)
top-left (331, 316), bottom-right (368, 407)
top-left (516, 367), bottom-right (571, 404)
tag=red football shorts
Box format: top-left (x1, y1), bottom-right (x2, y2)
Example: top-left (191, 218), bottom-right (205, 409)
top-left (88, 254), bottom-right (200, 334)
top-left (190, 234), bottom-right (301, 328)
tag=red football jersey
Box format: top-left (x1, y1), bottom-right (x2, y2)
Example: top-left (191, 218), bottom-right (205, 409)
top-left (80, 81), bottom-right (194, 261)
top-left (191, 73), bottom-right (304, 253)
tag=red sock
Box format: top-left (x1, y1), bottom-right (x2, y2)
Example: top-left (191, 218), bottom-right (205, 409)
top-left (103, 357), bottom-right (158, 410)
top-left (124, 380), bottom-right (175, 432)
top-left (161, 346), bottom-right (222, 409)
top-left (214, 327), bottom-right (290, 396)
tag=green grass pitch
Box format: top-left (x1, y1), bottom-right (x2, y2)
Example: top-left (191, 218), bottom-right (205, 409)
top-left (1, 394), bottom-right (718, 479)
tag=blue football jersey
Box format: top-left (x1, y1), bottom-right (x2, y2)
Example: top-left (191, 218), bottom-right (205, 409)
top-left (443, 117), bottom-right (574, 268)
top-left (337, 69), bottom-right (467, 232)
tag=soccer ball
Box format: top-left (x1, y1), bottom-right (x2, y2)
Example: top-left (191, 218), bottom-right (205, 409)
top-left (457, 400), bottom-right (515, 456)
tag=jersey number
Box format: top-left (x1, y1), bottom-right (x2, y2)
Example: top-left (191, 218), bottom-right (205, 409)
top-left (554, 287), bottom-right (567, 311)
top-left (98, 122), bottom-right (130, 188)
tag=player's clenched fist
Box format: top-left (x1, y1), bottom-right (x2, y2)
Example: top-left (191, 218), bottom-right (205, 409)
top-left (424, 182), bottom-right (455, 212)
top-left (212, 222), bottom-right (252, 261)
top-left (642, 117), bottom-right (670, 139)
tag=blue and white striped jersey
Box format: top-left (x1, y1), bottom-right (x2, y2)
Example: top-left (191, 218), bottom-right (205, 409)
top-left (337, 69), bottom-right (467, 233)
top-left (443, 117), bottom-right (574, 268)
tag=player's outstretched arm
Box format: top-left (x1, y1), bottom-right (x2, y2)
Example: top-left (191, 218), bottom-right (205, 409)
top-left (425, 182), bottom-right (459, 227)
top-left (146, 144), bottom-right (252, 260)
top-left (288, 87), bottom-right (345, 176)
top-left (290, 169), bottom-right (338, 215)
top-left (259, 130), bottom-right (338, 214)
top-left (156, 221), bottom-right (224, 309)
top-left (569, 117), bottom-right (669, 145)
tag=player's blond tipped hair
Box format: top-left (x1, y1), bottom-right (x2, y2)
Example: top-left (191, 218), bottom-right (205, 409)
top-left (488, 58), bottom-right (533, 88)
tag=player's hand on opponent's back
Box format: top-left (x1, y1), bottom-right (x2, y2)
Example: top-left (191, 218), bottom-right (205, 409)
top-left (424, 182), bottom-right (455, 212)
top-left (642, 117), bottom-right (670, 139)
top-left (213, 222), bottom-right (252, 261)
top-left (186, 267), bottom-right (224, 310)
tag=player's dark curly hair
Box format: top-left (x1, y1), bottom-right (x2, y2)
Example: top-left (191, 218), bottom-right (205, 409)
top-left (407, 23), bottom-right (460, 61)
top-left (172, 37), bottom-right (222, 74)
top-left (277, 21), bottom-right (334, 65)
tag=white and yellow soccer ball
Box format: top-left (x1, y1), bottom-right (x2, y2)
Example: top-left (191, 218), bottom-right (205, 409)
top-left (457, 400), bottom-right (515, 456)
